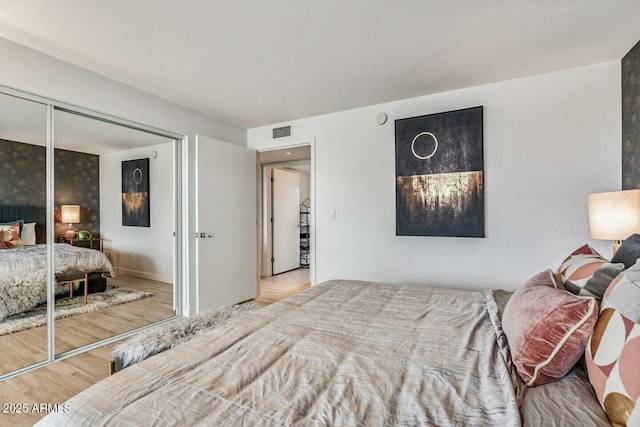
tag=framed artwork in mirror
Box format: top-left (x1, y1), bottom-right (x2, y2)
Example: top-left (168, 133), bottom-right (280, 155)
top-left (122, 158), bottom-right (150, 227)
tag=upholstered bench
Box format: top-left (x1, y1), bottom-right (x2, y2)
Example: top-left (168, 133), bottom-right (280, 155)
top-left (109, 303), bottom-right (262, 374)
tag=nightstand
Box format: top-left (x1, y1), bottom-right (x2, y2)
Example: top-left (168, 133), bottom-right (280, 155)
top-left (59, 236), bottom-right (104, 252)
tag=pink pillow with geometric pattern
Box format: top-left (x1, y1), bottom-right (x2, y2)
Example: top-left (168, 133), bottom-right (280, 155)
top-left (585, 261), bottom-right (640, 426)
top-left (0, 224), bottom-right (22, 248)
top-left (557, 244), bottom-right (624, 299)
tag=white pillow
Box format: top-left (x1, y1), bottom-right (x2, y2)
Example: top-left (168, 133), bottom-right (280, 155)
top-left (21, 222), bottom-right (36, 245)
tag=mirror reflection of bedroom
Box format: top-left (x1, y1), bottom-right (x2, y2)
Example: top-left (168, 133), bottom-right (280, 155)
top-left (0, 92), bottom-right (178, 374)
top-left (53, 110), bottom-right (177, 354)
top-left (0, 92), bottom-right (48, 374)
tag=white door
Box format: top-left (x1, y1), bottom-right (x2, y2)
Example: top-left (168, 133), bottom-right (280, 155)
top-left (195, 135), bottom-right (257, 311)
top-left (272, 168), bottom-right (300, 274)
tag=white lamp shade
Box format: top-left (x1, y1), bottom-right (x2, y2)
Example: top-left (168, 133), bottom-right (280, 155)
top-left (587, 190), bottom-right (640, 240)
top-left (61, 205), bottom-right (80, 224)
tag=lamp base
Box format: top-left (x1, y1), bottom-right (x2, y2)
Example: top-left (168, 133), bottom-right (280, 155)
top-left (613, 240), bottom-right (623, 256)
top-left (65, 229), bottom-right (77, 240)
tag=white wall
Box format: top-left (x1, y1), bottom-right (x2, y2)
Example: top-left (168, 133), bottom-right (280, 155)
top-left (0, 37), bottom-right (245, 145)
top-left (248, 61), bottom-right (622, 291)
top-left (100, 142), bottom-right (174, 283)
top-left (298, 169), bottom-right (311, 204)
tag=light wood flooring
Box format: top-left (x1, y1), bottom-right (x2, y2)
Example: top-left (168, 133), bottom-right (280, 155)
top-left (254, 267), bottom-right (311, 305)
top-left (0, 269), bottom-right (310, 426)
top-left (0, 275), bottom-right (174, 426)
top-left (0, 276), bottom-right (175, 375)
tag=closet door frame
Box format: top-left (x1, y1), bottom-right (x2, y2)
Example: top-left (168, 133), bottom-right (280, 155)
top-left (0, 84), bottom-right (186, 380)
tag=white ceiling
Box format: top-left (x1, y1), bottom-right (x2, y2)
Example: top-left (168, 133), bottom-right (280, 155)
top-left (0, 92), bottom-right (174, 154)
top-left (258, 145), bottom-right (311, 165)
top-left (0, 0), bottom-right (639, 129)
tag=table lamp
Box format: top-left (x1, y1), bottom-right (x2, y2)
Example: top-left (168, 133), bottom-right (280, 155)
top-left (587, 189), bottom-right (640, 254)
top-left (61, 205), bottom-right (80, 240)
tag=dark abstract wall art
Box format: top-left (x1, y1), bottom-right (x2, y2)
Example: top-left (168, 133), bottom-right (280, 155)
top-left (395, 106), bottom-right (484, 237)
top-left (622, 40), bottom-right (640, 190)
top-left (122, 158), bottom-right (150, 227)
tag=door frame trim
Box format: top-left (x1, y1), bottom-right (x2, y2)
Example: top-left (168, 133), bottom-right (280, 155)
top-left (255, 138), bottom-right (316, 286)
top-left (265, 163), bottom-right (308, 276)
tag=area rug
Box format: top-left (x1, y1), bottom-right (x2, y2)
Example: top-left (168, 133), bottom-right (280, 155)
top-left (0, 286), bottom-right (153, 336)
top-left (112, 303), bottom-right (262, 372)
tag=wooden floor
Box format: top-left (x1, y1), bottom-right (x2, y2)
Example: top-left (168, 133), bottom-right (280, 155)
top-left (0, 269), bottom-right (310, 426)
top-left (0, 275), bottom-right (175, 426)
top-left (254, 268), bottom-right (311, 305)
top-left (0, 276), bottom-right (175, 375)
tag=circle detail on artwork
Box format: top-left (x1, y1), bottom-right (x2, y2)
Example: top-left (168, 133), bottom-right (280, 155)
top-left (133, 168), bottom-right (143, 185)
top-left (411, 132), bottom-right (438, 159)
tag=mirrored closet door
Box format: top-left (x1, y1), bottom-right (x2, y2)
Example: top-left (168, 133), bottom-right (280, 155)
top-left (0, 92), bottom-right (48, 375)
top-left (0, 85), bottom-right (182, 378)
top-left (53, 109), bottom-right (178, 355)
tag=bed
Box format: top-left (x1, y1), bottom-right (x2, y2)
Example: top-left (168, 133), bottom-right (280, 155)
top-left (0, 206), bottom-right (116, 320)
top-left (35, 278), bottom-right (613, 426)
top-left (0, 243), bottom-right (116, 320)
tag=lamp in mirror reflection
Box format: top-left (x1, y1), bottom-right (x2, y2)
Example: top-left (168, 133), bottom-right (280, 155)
top-left (61, 204), bottom-right (80, 239)
top-left (587, 189), bottom-right (640, 254)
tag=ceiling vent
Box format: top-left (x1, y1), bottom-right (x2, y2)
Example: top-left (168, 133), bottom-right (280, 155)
top-left (272, 125), bottom-right (292, 139)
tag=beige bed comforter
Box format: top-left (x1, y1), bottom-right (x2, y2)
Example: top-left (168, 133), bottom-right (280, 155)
top-left (37, 280), bottom-right (521, 426)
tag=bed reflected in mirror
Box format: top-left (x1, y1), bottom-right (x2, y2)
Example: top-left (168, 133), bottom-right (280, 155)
top-left (52, 109), bottom-right (178, 355)
top-left (0, 92), bottom-right (48, 375)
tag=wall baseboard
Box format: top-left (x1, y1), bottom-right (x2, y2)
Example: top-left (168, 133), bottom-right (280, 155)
top-left (115, 267), bottom-right (171, 284)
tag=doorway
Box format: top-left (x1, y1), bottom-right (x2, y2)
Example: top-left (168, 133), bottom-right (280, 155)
top-left (257, 145), bottom-right (312, 294)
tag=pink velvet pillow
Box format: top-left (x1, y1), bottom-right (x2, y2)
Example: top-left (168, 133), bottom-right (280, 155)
top-left (502, 270), bottom-right (599, 386)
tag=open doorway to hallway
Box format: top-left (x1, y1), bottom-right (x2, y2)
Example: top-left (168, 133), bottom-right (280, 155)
top-left (257, 145), bottom-right (312, 300)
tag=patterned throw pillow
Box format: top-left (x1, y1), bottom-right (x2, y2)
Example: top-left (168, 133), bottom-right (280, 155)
top-left (585, 262), bottom-right (640, 426)
top-left (0, 219), bottom-right (23, 230)
top-left (557, 244), bottom-right (624, 299)
top-left (502, 270), bottom-right (599, 386)
top-left (0, 224), bottom-right (23, 248)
